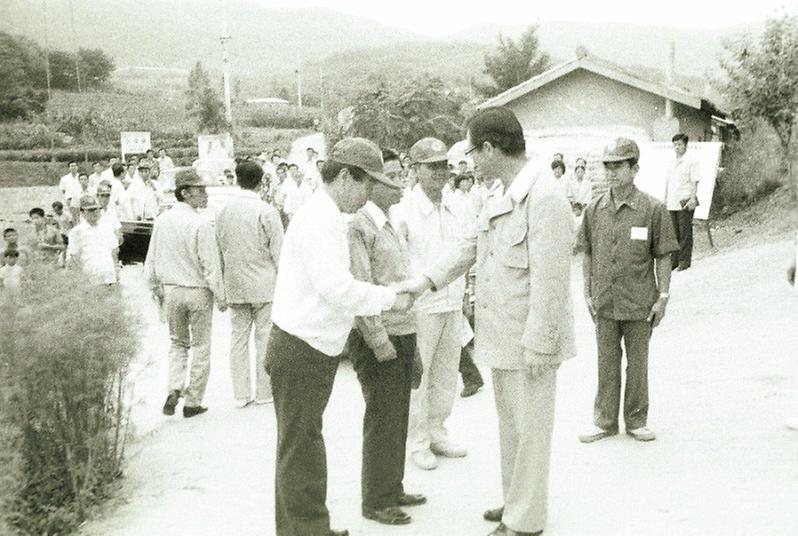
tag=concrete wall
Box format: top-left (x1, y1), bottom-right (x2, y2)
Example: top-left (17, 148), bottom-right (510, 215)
top-left (508, 69), bottom-right (712, 142)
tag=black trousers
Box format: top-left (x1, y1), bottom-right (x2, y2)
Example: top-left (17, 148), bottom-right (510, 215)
top-left (669, 209), bottom-right (694, 269)
top-left (593, 317), bottom-right (652, 431)
top-left (348, 330), bottom-right (415, 510)
top-left (268, 324), bottom-right (339, 536)
top-left (459, 341), bottom-right (484, 388)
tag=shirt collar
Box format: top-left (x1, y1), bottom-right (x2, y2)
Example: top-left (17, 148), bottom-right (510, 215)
top-left (363, 201), bottom-right (388, 229)
top-left (504, 159), bottom-right (537, 204)
top-left (603, 187), bottom-right (640, 212)
top-left (238, 189), bottom-right (261, 200)
top-left (174, 201), bottom-right (199, 213)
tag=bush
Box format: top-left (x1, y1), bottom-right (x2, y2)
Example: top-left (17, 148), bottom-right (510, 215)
top-left (0, 161), bottom-right (70, 187)
top-left (714, 124), bottom-right (786, 213)
top-left (238, 104), bottom-right (321, 130)
top-left (0, 264), bottom-right (140, 535)
top-left (0, 121), bottom-right (66, 151)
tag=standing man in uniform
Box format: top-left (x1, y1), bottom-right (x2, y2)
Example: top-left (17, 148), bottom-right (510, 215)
top-left (665, 133), bottom-right (699, 271)
top-left (216, 160), bottom-right (284, 408)
top-left (347, 150), bottom-right (426, 526)
top-left (145, 170), bottom-right (227, 419)
top-left (577, 138), bottom-right (679, 444)
top-left (267, 138), bottom-right (413, 536)
top-left (399, 107), bottom-right (576, 536)
top-left (393, 137), bottom-right (470, 471)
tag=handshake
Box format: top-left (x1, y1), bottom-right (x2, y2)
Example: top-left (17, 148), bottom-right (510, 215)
top-left (387, 275), bottom-right (435, 312)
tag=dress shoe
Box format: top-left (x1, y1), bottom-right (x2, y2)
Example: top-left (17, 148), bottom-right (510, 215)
top-left (626, 426), bottom-right (656, 441)
top-left (183, 405), bottom-right (208, 418)
top-left (461, 383), bottom-right (482, 397)
top-left (430, 440), bottom-right (467, 458)
top-left (363, 505), bottom-right (411, 525)
top-left (396, 493), bottom-right (426, 507)
top-left (578, 426), bottom-right (618, 443)
top-left (328, 530), bottom-right (349, 536)
top-left (488, 522), bottom-right (542, 536)
top-left (411, 449), bottom-right (438, 470)
top-left (483, 506), bottom-right (504, 522)
top-left (235, 398), bottom-right (253, 409)
top-left (162, 390), bottom-right (181, 416)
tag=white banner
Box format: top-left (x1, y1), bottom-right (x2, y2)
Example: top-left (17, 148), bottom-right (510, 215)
top-left (198, 133), bottom-right (234, 161)
top-left (120, 131), bottom-right (152, 156)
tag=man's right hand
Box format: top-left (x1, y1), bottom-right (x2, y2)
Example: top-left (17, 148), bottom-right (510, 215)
top-left (152, 285), bottom-right (164, 301)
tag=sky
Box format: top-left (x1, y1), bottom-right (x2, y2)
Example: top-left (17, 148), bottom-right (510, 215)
top-left (252, 0), bottom-right (791, 36)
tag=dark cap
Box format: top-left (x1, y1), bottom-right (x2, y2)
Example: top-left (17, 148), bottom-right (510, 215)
top-left (330, 137), bottom-right (400, 188)
top-left (79, 194), bottom-right (101, 210)
top-left (601, 138), bottom-right (640, 163)
top-left (409, 137), bottom-right (449, 164)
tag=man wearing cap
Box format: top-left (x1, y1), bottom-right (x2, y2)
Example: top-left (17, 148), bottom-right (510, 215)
top-left (346, 148), bottom-right (426, 526)
top-left (216, 160), bottom-right (284, 408)
top-left (267, 137), bottom-right (414, 536)
top-left (67, 194), bottom-right (120, 286)
top-left (392, 136), bottom-right (471, 471)
top-left (397, 107), bottom-right (575, 536)
top-left (144, 170), bottom-right (227, 419)
top-left (576, 137), bottom-right (679, 444)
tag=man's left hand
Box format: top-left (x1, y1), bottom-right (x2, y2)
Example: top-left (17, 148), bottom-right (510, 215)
top-left (647, 297), bottom-right (668, 328)
top-left (685, 196), bottom-right (699, 211)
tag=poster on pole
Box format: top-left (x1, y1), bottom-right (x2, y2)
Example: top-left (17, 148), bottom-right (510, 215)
top-left (198, 133), bottom-right (234, 160)
top-left (120, 131), bottom-right (152, 160)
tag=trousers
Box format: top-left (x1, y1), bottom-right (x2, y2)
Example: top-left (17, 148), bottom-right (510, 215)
top-left (269, 324), bottom-right (339, 536)
top-left (594, 317), bottom-right (652, 431)
top-left (229, 302), bottom-right (272, 401)
top-left (349, 330), bottom-right (415, 509)
top-left (408, 309), bottom-right (462, 453)
top-left (492, 367), bottom-right (557, 533)
top-left (165, 286), bottom-right (213, 407)
top-left (669, 209), bottom-right (694, 269)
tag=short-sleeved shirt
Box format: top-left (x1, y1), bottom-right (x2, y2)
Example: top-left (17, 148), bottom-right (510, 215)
top-left (576, 186), bottom-right (679, 320)
top-left (665, 153), bottom-right (699, 211)
top-left (67, 222), bottom-right (119, 285)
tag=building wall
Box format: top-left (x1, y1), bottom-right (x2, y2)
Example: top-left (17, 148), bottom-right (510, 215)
top-left (507, 69), bottom-right (712, 142)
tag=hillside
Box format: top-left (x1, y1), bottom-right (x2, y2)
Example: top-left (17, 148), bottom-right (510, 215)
top-left (451, 21), bottom-right (763, 77)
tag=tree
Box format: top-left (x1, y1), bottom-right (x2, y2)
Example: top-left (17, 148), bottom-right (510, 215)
top-left (719, 11), bottom-right (798, 198)
top-left (346, 75), bottom-right (467, 150)
top-left (478, 26), bottom-right (550, 98)
top-left (0, 32), bottom-right (47, 119)
top-left (185, 62), bottom-right (229, 134)
top-left (78, 48), bottom-right (115, 87)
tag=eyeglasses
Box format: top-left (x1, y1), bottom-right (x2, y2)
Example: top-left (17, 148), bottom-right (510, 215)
top-left (464, 145), bottom-right (479, 156)
top-left (97, 193), bottom-right (111, 197)
top-left (81, 208), bottom-right (99, 213)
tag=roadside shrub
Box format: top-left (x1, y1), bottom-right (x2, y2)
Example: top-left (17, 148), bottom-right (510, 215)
top-left (714, 126), bottom-right (785, 214)
top-left (238, 104), bottom-right (321, 130)
top-left (0, 264), bottom-right (140, 535)
top-left (0, 121), bottom-right (67, 151)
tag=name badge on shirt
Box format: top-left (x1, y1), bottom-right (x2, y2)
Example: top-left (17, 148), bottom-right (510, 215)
top-left (630, 226), bottom-right (648, 241)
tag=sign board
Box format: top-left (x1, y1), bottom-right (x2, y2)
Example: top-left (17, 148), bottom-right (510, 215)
top-left (635, 142), bottom-right (722, 220)
top-left (120, 131), bottom-right (151, 158)
top-left (198, 133), bottom-right (234, 161)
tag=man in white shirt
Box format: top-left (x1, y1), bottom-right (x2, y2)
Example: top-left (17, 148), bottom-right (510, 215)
top-left (267, 137), bottom-right (413, 536)
top-left (69, 172), bottom-right (96, 224)
top-left (88, 161), bottom-right (105, 190)
top-left (392, 137), bottom-right (470, 471)
top-left (59, 161), bottom-right (81, 203)
top-left (100, 157), bottom-right (119, 182)
top-left (665, 133), bottom-right (700, 271)
top-left (67, 195), bottom-right (119, 286)
top-left (128, 163), bottom-right (164, 220)
top-left (216, 161), bottom-right (284, 408)
top-left (145, 170), bottom-right (226, 419)
top-left (566, 157), bottom-right (592, 215)
top-left (157, 148), bottom-right (174, 171)
top-left (96, 180), bottom-right (122, 245)
top-left (280, 164), bottom-right (311, 222)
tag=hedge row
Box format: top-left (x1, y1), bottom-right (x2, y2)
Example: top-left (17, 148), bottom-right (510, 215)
top-left (238, 105), bottom-right (322, 130)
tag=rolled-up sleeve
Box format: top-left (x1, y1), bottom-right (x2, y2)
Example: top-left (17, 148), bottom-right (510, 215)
top-left (348, 222), bottom-right (392, 351)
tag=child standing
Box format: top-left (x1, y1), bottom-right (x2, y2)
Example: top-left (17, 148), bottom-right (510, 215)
top-left (0, 249), bottom-right (23, 304)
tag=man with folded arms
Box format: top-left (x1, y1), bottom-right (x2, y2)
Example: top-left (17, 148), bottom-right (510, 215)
top-left (399, 107), bottom-right (576, 536)
top-left (267, 137), bottom-right (414, 536)
top-left (347, 149), bottom-right (426, 526)
top-left (216, 160), bottom-right (284, 408)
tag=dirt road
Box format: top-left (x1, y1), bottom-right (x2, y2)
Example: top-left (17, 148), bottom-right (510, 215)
top-left (82, 237), bottom-right (798, 536)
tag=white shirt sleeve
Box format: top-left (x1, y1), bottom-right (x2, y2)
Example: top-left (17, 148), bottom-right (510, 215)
top-left (297, 216), bottom-right (395, 316)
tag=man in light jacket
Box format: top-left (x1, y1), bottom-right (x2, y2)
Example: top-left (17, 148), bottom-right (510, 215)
top-left (400, 107), bottom-right (576, 536)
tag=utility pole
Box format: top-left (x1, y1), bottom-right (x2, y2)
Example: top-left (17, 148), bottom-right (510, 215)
top-left (67, 0), bottom-right (82, 92)
top-left (220, 0), bottom-right (233, 125)
top-left (296, 55), bottom-right (303, 109)
top-left (319, 66), bottom-right (324, 115)
top-left (42, 0), bottom-right (55, 161)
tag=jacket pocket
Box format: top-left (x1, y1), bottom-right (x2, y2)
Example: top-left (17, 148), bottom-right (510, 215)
top-left (503, 225), bottom-right (528, 269)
